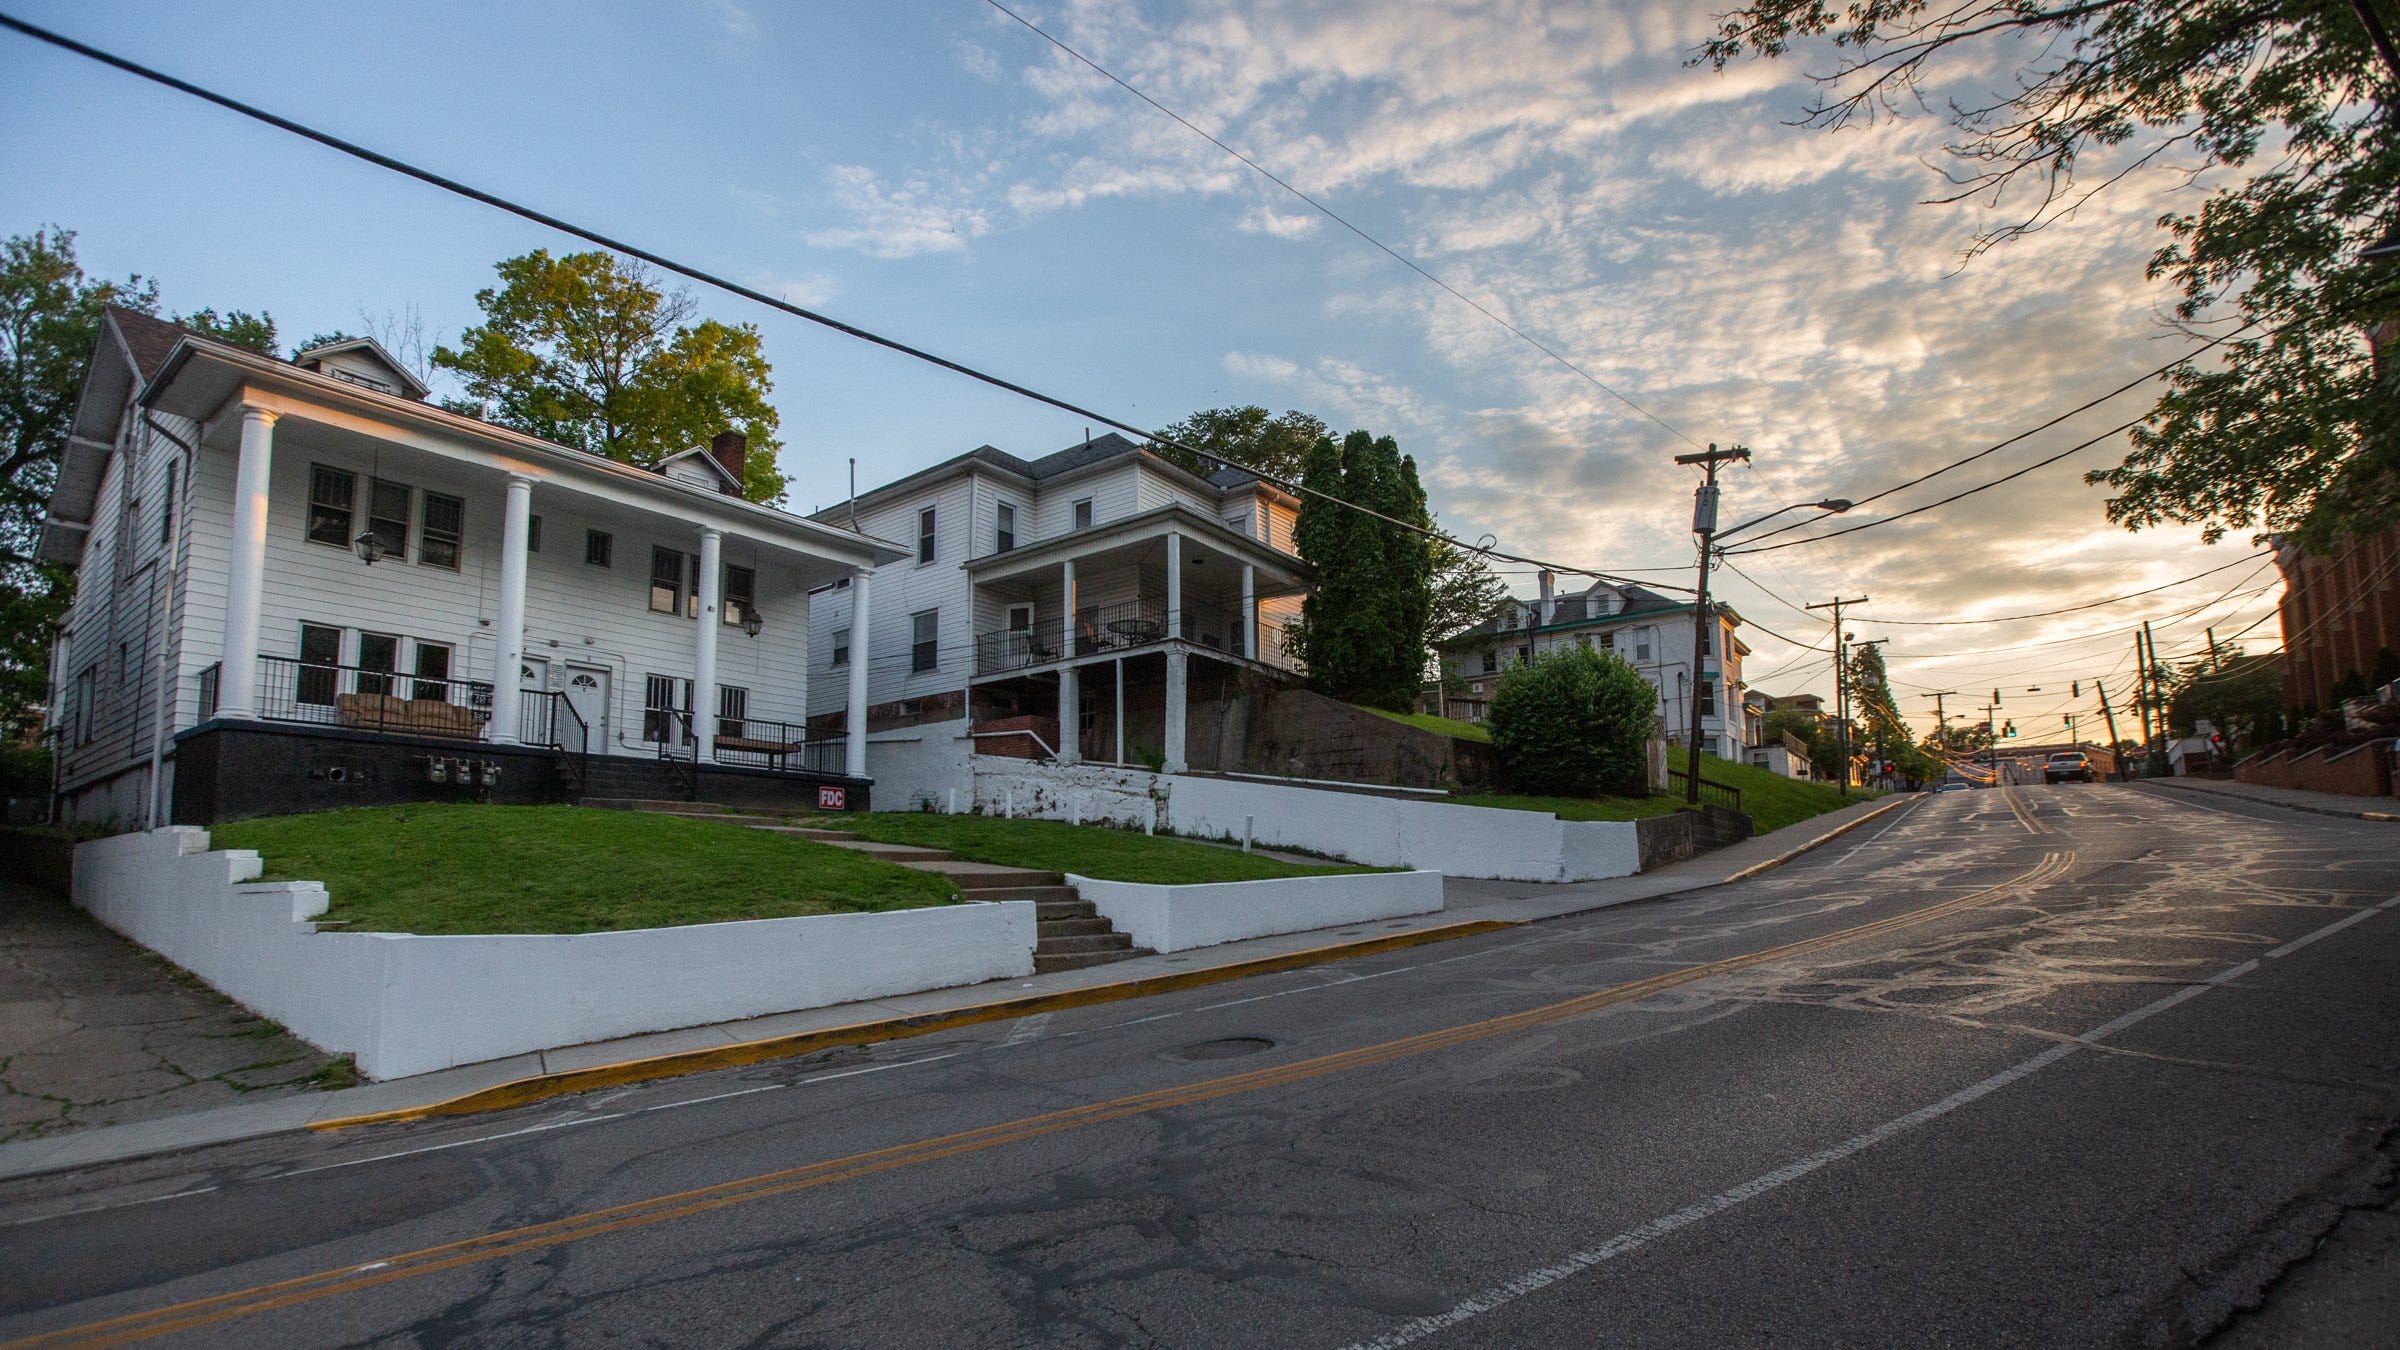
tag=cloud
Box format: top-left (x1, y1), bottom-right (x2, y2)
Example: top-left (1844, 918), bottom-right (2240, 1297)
top-left (804, 166), bottom-right (993, 259)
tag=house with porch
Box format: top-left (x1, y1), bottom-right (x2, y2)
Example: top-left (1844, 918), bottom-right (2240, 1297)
top-left (40, 307), bottom-right (905, 828)
top-left (1433, 576), bottom-right (1752, 759)
top-left (803, 433), bottom-right (1311, 801)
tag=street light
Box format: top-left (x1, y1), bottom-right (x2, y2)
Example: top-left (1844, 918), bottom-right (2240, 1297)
top-left (1677, 464), bottom-right (1849, 806)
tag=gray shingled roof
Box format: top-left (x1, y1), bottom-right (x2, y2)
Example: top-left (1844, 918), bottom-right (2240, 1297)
top-left (107, 305), bottom-right (192, 381)
top-left (1439, 583), bottom-right (1686, 646)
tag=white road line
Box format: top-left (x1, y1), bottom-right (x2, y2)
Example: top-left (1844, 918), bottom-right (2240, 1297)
top-left (636, 1082), bottom-right (786, 1113)
top-left (999, 1012), bottom-right (1054, 1046)
top-left (280, 1113), bottom-right (628, 1178)
top-left (1, 1184), bottom-right (220, 1228)
top-left (1336, 889), bottom-right (2400, 1350)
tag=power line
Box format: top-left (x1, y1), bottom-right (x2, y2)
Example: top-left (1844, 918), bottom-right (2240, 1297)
top-left (1733, 324), bottom-right (2258, 550)
top-left (0, 11), bottom-right (1689, 599)
top-left (1849, 552), bottom-right (2269, 626)
top-left (1725, 411), bottom-right (2151, 556)
top-left (978, 0), bottom-right (1703, 450)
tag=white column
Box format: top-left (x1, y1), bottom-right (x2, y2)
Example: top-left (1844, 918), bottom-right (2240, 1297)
top-left (1165, 531), bottom-right (1183, 640)
top-left (694, 527), bottom-right (723, 763)
top-left (1059, 558), bottom-right (1080, 764)
top-left (1240, 562), bottom-right (1256, 662)
top-left (844, 569), bottom-right (872, 778)
top-left (1164, 648), bottom-right (1188, 774)
top-left (1114, 657), bottom-right (1125, 766)
top-left (488, 475), bottom-right (534, 744)
top-left (216, 407), bottom-right (277, 719)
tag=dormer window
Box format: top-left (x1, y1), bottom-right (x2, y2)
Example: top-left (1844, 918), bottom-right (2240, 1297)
top-left (322, 366), bottom-right (398, 395)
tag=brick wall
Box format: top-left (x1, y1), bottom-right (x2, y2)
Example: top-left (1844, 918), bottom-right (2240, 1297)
top-left (2236, 741), bottom-right (2395, 797)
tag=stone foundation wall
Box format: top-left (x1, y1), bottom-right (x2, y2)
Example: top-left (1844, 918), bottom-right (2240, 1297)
top-left (1185, 671), bottom-right (1497, 791)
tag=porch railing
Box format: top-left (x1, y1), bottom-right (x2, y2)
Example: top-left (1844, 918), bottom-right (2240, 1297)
top-left (712, 715), bottom-right (844, 774)
top-left (971, 596), bottom-right (1269, 676)
top-left (251, 654), bottom-right (494, 739)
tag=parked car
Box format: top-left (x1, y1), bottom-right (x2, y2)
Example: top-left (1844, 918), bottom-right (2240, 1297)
top-left (2043, 751), bottom-right (2094, 784)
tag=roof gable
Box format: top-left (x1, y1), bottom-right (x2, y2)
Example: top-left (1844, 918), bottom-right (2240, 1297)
top-left (291, 336), bottom-right (430, 400)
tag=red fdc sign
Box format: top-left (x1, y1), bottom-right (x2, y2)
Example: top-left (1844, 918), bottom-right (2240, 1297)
top-left (817, 786), bottom-right (847, 811)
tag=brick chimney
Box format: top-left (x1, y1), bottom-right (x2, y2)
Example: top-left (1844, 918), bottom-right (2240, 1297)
top-left (709, 430), bottom-right (747, 495)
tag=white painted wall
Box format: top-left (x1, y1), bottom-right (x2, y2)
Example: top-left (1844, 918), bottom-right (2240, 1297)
top-left (969, 756), bottom-right (1647, 882)
top-left (1072, 869), bottom-right (1444, 953)
top-left (75, 828), bottom-right (1036, 1080)
top-left (865, 720), bottom-right (975, 811)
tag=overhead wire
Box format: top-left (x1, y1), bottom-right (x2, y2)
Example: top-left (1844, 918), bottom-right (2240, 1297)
top-left (0, 12), bottom-right (1693, 601)
top-left (977, 0), bottom-right (1703, 451)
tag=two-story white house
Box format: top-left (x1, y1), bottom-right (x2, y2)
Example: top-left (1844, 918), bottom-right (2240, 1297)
top-left (804, 433), bottom-right (1311, 796)
top-left (1433, 576), bottom-right (1752, 759)
top-left (40, 307), bottom-right (904, 828)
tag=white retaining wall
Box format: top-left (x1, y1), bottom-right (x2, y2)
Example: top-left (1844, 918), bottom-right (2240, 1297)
top-left (74, 828), bottom-right (1036, 1080)
top-left (1072, 870), bottom-right (1445, 954)
top-left (969, 756), bottom-right (1645, 882)
top-left (866, 721), bottom-right (975, 811)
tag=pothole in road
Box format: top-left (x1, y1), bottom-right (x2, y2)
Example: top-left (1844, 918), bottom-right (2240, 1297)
top-left (1168, 1037), bottom-right (1276, 1061)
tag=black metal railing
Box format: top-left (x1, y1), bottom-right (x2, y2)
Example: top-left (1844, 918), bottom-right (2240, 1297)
top-left (711, 715), bottom-right (844, 774)
top-left (654, 706), bottom-right (700, 800)
top-left (252, 654), bottom-right (493, 739)
top-left (971, 596), bottom-right (1268, 675)
top-left (1666, 768), bottom-right (1745, 814)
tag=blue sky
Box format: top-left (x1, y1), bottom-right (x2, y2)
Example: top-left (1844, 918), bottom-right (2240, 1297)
top-left (0, 1), bottom-right (2278, 735)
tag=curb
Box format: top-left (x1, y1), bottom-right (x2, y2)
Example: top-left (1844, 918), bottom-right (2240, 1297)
top-left (2142, 779), bottom-right (2400, 824)
top-left (1719, 796), bottom-right (1912, 883)
top-left (310, 919), bottom-right (1519, 1132)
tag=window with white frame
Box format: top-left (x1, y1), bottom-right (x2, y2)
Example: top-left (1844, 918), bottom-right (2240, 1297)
top-left (723, 564), bottom-right (756, 627)
top-left (585, 529), bottom-right (612, 567)
top-left (1072, 498), bottom-right (1093, 531)
top-left (643, 673), bottom-right (692, 742)
top-left (995, 501), bottom-right (1016, 553)
top-left (717, 684), bottom-right (748, 739)
top-left (72, 665), bottom-right (95, 745)
top-left (917, 506), bottom-right (937, 564)
top-left (411, 641), bottom-right (452, 701)
top-left (356, 632), bottom-right (400, 697)
top-left (365, 480), bottom-right (410, 562)
top-left (297, 623), bottom-right (341, 706)
top-left (159, 462), bottom-right (175, 548)
top-left (306, 464), bottom-right (355, 548)
top-left (1481, 648), bottom-right (1497, 674)
top-left (651, 546), bottom-right (696, 617)
top-left (830, 626), bottom-right (849, 667)
top-left (420, 492), bottom-right (463, 570)
top-left (911, 609), bottom-right (938, 673)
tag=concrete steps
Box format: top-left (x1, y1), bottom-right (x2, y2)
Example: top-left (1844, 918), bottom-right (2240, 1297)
top-left (599, 801), bottom-right (1152, 974)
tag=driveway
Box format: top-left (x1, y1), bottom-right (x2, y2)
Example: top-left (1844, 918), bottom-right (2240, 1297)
top-left (0, 880), bottom-right (349, 1143)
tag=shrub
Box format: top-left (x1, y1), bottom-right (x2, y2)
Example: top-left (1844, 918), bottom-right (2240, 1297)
top-left (1487, 645), bottom-right (1657, 796)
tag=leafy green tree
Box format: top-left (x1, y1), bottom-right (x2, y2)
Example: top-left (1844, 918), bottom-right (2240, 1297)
top-left (0, 226), bottom-right (156, 736)
top-left (1762, 707), bottom-right (1841, 772)
top-left (1426, 527), bottom-right (1511, 648)
top-left (1291, 429), bottom-right (1436, 710)
top-left (1487, 644), bottom-right (1659, 796)
top-left (2164, 647), bottom-right (2286, 750)
top-left (1151, 405), bottom-right (1326, 483)
top-left (1701, 1), bottom-right (2400, 552)
top-left (1845, 642), bottom-right (1923, 778)
top-left (172, 308), bottom-right (278, 354)
top-left (434, 250), bottom-right (787, 503)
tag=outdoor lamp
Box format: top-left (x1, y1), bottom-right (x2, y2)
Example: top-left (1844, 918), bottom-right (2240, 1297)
top-left (741, 609), bottom-right (764, 638)
top-left (354, 529), bottom-right (386, 565)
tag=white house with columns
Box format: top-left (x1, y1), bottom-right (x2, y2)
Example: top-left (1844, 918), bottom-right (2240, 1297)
top-left (39, 307), bottom-right (903, 828)
top-left (804, 434), bottom-right (1309, 798)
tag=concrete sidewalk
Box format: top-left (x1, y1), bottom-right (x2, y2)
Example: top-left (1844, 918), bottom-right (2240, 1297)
top-left (0, 794), bottom-right (1910, 1182)
top-left (2140, 775), bottom-right (2400, 823)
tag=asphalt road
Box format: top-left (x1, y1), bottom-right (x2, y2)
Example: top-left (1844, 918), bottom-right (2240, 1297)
top-left (4, 783), bottom-right (2397, 1348)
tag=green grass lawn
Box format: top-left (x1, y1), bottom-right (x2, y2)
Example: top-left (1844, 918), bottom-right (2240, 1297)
top-left (212, 804), bottom-right (962, 935)
top-left (1357, 706), bottom-right (1492, 743)
top-left (819, 813), bottom-right (1376, 884)
top-left (1453, 755), bottom-right (1869, 835)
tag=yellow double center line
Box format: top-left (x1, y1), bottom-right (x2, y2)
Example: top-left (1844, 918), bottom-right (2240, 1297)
top-left (7, 851), bottom-right (2074, 1349)
top-left (2003, 787), bottom-right (2054, 835)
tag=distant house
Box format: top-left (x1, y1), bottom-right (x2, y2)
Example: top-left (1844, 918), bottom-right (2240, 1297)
top-left (804, 433), bottom-right (1311, 785)
top-left (1432, 577), bottom-right (1752, 759)
top-left (39, 307), bottom-right (902, 828)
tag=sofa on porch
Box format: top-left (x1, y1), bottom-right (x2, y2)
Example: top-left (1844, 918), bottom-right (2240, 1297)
top-left (334, 691), bottom-right (482, 740)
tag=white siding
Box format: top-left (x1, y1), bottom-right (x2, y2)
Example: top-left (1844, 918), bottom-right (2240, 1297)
top-left (806, 474), bottom-right (976, 716)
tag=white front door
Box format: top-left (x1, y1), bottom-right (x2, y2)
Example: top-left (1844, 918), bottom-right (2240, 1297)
top-left (562, 664), bottom-right (609, 753)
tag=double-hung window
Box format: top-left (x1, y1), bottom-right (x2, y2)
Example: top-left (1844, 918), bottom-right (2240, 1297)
top-left (307, 464), bottom-right (355, 548)
top-left (650, 546), bottom-right (696, 617)
top-left (910, 610), bottom-right (939, 673)
top-left (723, 565), bottom-right (756, 628)
top-left (297, 623), bottom-right (341, 707)
top-left (585, 529), bottom-right (612, 567)
top-left (917, 506), bottom-right (937, 564)
top-left (1072, 498), bottom-right (1093, 531)
top-left (717, 685), bottom-right (748, 739)
top-left (642, 673), bottom-right (692, 743)
top-left (830, 627), bottom-right (849, 668)
top-left (420, 492), bottom-right (463, 570)
top-left (356, 632), bottom-right (400, 698)
top-left (995, 502), bottom-right (1015, 553)
top-left (412, 641), bottom-right (452, 702)
top-left (1480, 649), bottom-right (1498, 674)
top-left (365, 480), bottom-right (411, 562)
top-left (72, 666), bottom-right (96, 745)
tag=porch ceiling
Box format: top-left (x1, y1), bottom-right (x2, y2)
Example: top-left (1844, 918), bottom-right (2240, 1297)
top-left (965, 503), bottom-right (1308, 594)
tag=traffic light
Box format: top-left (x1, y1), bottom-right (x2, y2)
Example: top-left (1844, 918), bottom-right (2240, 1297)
top-left (2002, 720), bottom-right (2016, 738)
top-left (2071, 680), bottom-right (2081, 697)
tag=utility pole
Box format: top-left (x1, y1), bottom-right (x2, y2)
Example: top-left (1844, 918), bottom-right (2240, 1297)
top-left (1986, 688), bottom-right (2003, 784)
top-left (1676, 443), bottom-right (1749, 805)
top-left (2096, 677), bottom-right (2125, 781)
top-left (1808, 594), bottom-right (1869, 799)
top-left (2141, 620), bottom-right (2164, 775)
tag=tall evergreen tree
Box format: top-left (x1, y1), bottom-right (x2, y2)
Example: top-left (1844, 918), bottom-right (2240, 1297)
top-left (1292, 429), bottom-right (1436, 709)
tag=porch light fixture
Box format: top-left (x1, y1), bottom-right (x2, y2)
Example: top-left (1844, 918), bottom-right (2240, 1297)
top-left (740, 610), bottom-right (764, 638)
top-left (354, 528), bottom-right (386, 566)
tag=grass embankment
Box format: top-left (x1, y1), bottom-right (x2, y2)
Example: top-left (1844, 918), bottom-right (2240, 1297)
top-left (820, 812), bottom-right (1376, 885)
top-left (213, 804), bottom-right (961, 935)
top-left (1453, 755), bottom-right (1868, 835)
top-left (1358, 706), bottom-right (1492, 744)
